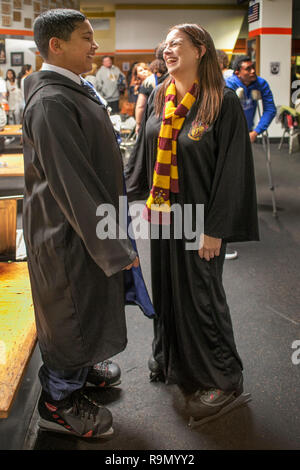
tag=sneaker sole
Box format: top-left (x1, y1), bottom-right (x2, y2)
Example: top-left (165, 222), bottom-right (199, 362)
top-left (188, 392), bottom-right (251, 428)
top-left (38, 418), bottom-right (114, 438)
top-left (86, 378), bottom-right (122, 388)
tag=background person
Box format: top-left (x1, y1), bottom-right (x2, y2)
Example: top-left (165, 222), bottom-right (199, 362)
top-left (128, 62), bottom-right (151, 105)
top-left (0, 69), bottom-right (6, 96)
top-left (5, 68), bottom-right (23, 123)
top-left (125, 24), bottom-right (259, 425)
top-left (135, 45), bottom-right (168, 134)
top-left (17, 64), bottom-right (33, 121)
top-left (81, 62), bottom-right (98, 87)
top-left (95, 56), bottom-right (125, 114)
top-left (216, 49), bottom-right (233, 79)
top-left (18, 64), bottom-right (33, 99)
top-left (225, 55), bottom-right (276, 143)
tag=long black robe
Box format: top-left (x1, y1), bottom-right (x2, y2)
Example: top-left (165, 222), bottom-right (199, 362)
top-left (22, 71), bottom-right (139, 371)
top-left (125, 87), bottom-right (259, 393)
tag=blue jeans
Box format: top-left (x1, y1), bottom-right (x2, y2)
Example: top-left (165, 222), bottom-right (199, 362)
top-left (38, 364), bottom-right (90, 401)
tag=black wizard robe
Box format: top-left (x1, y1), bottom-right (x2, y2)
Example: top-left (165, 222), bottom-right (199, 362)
top-left (22, 71), bottom-right (153, 371)
top-left (125, 87), bottom-right (259, 393)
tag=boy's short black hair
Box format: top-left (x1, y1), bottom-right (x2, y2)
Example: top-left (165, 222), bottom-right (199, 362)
top-left (33, 9), bottom-right (86, 59)
top-left (233, 55), bottom-right (252, 72)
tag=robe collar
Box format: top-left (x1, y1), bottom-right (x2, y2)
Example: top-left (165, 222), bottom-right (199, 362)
top-left (41, 63), bottom-right (81, 86)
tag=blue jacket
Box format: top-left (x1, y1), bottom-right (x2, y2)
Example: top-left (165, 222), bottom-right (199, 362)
top-left (225, 74), bottom-right (276, 135)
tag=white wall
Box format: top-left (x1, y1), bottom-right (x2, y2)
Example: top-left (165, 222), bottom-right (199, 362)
top-left (260, 34), bottom-right (292, 137)
top-left (248, 0), bottom-right (293, 32)
top-left (116, 9), bottom-right (245, 52)
top-left (1, 39), bottom-right (36, 78)
top-left (260, 0), bottom-right (292, 29)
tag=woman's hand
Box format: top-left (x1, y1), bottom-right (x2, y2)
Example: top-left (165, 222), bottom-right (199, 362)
top-left (198, 234), bottom-right (222, 261)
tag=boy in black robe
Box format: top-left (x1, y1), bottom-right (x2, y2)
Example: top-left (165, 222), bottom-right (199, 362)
top-left (22, 9), bottom-right (140, 438)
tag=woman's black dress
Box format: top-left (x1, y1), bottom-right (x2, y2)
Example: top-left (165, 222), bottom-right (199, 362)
top-left (125, 87), bottom-right (259, 393)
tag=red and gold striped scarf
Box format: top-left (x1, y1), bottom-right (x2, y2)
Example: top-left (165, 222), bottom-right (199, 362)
top-left (143, 79), bottom-right (198, 224)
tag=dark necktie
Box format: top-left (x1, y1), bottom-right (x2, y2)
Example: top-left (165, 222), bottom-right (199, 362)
top-left (80, 77), bottom-right (104, 105)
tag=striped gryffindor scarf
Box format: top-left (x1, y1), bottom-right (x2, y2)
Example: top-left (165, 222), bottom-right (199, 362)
top-left (143, 79), bottom-right (198, 224)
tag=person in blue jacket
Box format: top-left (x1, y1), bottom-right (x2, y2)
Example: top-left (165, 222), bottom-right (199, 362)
top-left (225, 55), bottom-right (276, 143)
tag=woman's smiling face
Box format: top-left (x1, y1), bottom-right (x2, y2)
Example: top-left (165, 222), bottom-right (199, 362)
top-left (163, 29), bottom-right (200, 80)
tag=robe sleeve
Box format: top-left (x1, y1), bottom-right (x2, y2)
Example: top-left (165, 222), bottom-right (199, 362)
top-left (204, 89), bottom-right (259, 243)
top-left (25, 97), bottom-right (137, 277)
top-left (254, 79), bottom-right (276, 135)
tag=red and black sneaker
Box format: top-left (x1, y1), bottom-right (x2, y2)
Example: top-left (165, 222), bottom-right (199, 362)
top-left (186, 378), bottom-right (251, 428)
top-left (38, 388), bottom-right (113, 438)
top-left (86, 360), bottom-right (121, 388)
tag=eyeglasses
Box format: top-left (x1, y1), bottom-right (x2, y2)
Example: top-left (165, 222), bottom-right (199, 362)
top-left (242, 64), bottom-right (256, 72)
top-left (162, 39), bottom-right (184, 51)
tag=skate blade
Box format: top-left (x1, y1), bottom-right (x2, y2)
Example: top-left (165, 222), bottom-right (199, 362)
top-left (188, 392), bottom-right (252, 429)
top-left (38, 418), bottom-right (114, 438)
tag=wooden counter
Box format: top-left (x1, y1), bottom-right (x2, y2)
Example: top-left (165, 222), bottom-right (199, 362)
top-left (0, 154), bottom-right (24, 177)
top-left (0, 262), bottom-right (36, 418)
top-left (0, 125), bottom-right (22, 137)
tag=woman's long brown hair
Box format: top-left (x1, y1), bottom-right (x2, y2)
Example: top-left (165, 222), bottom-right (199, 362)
top-left (130, 62), bottom-right (150, 86)
top-left (155, 24), bottom-right (225, 126)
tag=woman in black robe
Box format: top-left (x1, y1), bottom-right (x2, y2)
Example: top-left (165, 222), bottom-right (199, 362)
top-left (125, 24), bottom-right (259, 425)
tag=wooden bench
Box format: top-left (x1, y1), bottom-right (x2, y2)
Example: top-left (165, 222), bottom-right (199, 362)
top-left (0, 262), bottom-right (36, 418)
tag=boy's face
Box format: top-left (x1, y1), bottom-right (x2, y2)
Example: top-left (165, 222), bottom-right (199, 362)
top-left (236, 61), bottom-right (257, 86)
top-left (58, 20), bottom-right (98, 75)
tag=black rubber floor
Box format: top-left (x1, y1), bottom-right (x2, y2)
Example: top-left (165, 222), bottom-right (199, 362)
top-left (29, 141), bottom-right (300, 450)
